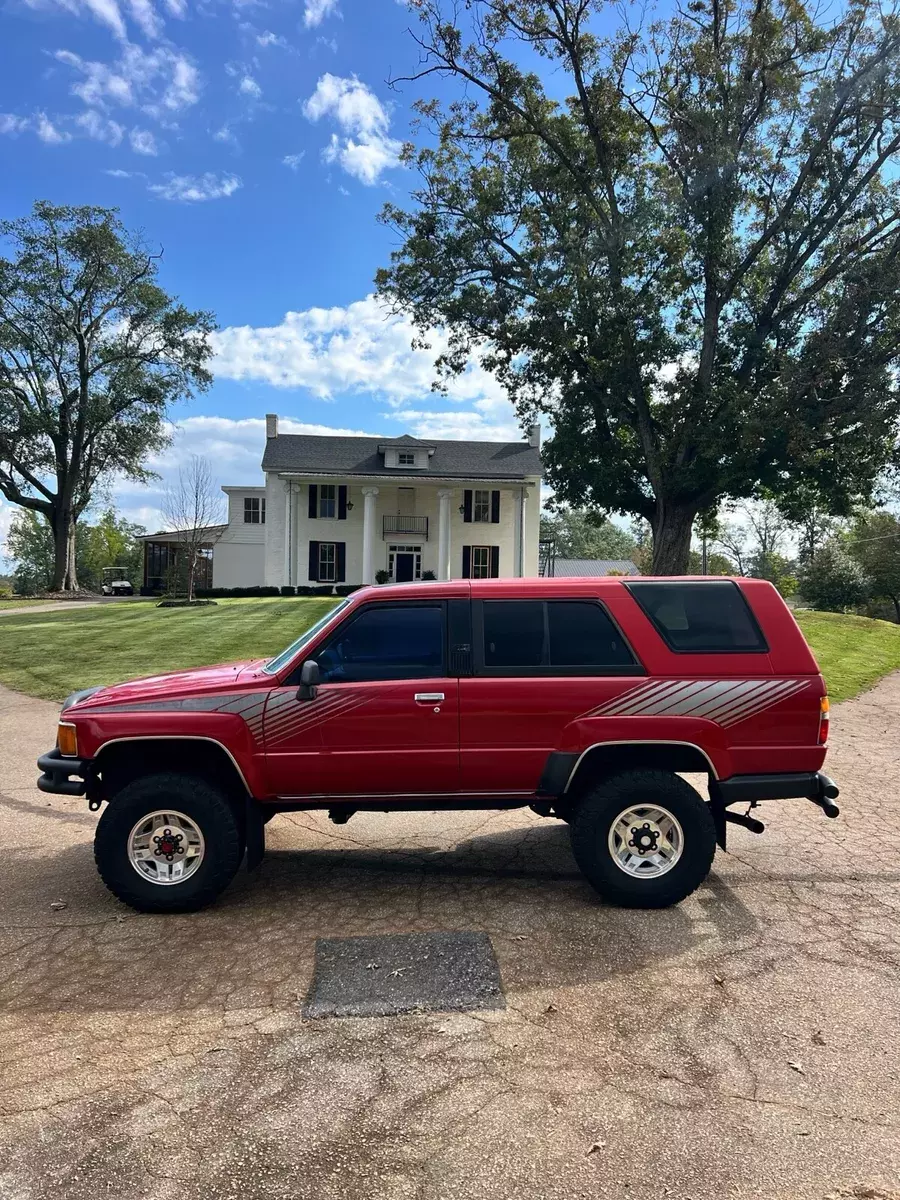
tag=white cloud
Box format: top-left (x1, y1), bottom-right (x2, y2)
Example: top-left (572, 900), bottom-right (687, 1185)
top-left (55, 45), bottom-right (200, 116)
top-left (129, 126), bottom-right (158, 154)
top-left (211, 294), bottom-right (520, 441)
top-left (315, 35), bottom-right (337, 52)
top-left (149, 171), bottom-right (242, 201)
top-left (125, 0), bottom-right (162, 38)
top-left (0, 114), bottom-right (30, 136)
top-left (105, 167), bottom-right (137, 177)
top-left (36, 112), bottom-right (71, 143)
top-left (303, 0), bottom-right (339, 28)
top-left (213, 122), bottom-right (239, 146)
top-left (302, 73), bottom-right (402, 185)
top-left (282, 151), bottom-right (304, 170)
top-left (256, 29), bottom-right (287, 47)
top-left (238, 74), bottom-right (262, 99)
top-left (76, 109), bottom-right (125, 144)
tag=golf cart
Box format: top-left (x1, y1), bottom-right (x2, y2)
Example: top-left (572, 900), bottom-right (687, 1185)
top-left (100, 568), bottom-right (134, 597)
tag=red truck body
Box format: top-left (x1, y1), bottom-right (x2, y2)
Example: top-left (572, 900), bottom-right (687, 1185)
top-left (38, 576), bottom-right (838, 912)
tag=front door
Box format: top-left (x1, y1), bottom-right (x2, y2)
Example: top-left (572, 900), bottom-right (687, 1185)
top-left (388, 544), bottom-right (421, 582)
top-left (265, 600), bottom-right (459, 797)
top-left (395, 553), bottom-right (415, 582)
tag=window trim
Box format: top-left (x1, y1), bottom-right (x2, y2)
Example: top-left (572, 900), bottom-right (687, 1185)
top-left (318, 483), bottom-right (337, 520)
top-left (473, 599), bottom-right (645, 677)
top-left (318, 541), bottom-right (337, 583)
top-left (243, 496), bottom-right (265, 524)
top-left (625, 579), bottom-right (769, 655)
top-left (397, 451), bottom-right (416, 466)
top-left (472, 489), bottom-right (491, 523)
top-left (470, 545), bottom-right (492, 579)
top-left (290, 599), bottom-right (448, 685)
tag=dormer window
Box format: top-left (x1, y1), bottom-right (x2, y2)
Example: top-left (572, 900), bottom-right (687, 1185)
top-left (398, 451), bottom-right (416, 466)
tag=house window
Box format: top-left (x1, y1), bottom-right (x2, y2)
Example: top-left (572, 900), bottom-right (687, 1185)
top-left (319, 484), bottom-right (336, 519)
top-left (318, 542), bottom-right (337, 583)
top-left (471, 546), bottom-right (491, 578)
top-left (243, 496), bottom-right (265, 524)
top-left (398, 451), bottom-right (416, 466)
top-left (473, 490), bottom-right (490, 522)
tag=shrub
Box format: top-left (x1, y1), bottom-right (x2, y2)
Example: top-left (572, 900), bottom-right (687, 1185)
top-left (335, 584), bottom-right (362, 596)
top-left (375, 569), bottom-right (390, 584)
top-left (421, 570), bottom-right (436, 581)
top-left (280, 585), bottom-right (296, 597)
top-left (310, 585), bottom-right (336, 596)
top-left (798, 544), bottom-right (870, 613)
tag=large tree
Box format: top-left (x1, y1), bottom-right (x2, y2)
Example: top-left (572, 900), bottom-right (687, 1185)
top-left (0, 202), bottom-right (215, 590)
top-left (377, 0), bottom-right (900, 572)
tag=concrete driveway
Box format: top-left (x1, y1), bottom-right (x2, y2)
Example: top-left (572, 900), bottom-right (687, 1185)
top-left (1, 679), bottom-right (899, 1200)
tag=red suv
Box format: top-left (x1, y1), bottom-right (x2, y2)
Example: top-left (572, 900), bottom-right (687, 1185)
top-left (38, 577), bottom-right (838, 913)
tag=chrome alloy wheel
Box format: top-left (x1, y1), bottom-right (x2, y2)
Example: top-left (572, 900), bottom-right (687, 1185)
top-left (127, 810), bottom-right (206, 886)
top-left (608, 804), bottom-right (684, 879)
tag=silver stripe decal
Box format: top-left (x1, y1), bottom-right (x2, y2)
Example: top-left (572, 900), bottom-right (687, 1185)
top-left (581, 677), bottom-right (810, 728)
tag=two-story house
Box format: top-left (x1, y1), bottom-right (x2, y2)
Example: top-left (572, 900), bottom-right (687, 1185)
top-left (142, 416), bottom-right (543, 590)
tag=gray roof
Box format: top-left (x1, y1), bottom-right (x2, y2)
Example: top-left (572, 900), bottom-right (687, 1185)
top-left (552, 558), bottom-right (640, 577)
top-left (262, 434), bottom-right (542, 480)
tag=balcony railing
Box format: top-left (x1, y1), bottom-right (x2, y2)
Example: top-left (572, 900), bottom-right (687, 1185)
top-left (383, 515), bottom-right (429, 539)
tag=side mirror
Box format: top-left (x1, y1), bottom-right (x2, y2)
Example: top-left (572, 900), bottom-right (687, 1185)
top-left (296, 659), bottom-right (320, 702)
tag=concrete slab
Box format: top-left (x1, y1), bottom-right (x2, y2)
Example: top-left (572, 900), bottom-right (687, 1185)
top-left (304, 931), bottom-right (506, 1018)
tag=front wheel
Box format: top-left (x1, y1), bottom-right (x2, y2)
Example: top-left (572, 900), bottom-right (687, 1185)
top-left (569, 769), bottom-right (716, 908)
top-left (94, 772), bottom-right (244, 913)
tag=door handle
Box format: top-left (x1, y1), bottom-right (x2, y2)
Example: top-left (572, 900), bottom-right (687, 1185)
top-left (415, 692), bottom-right (445, 702)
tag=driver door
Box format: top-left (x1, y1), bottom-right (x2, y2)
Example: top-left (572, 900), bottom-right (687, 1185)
top-left (263, 600), bottom-right (459, 798)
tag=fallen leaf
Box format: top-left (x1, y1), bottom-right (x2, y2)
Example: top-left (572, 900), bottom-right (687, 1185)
top-left (586, 1141), bottom-right (606, 1156)
top-left (788, 1060), bottom-right (805, 1074)
top-left (50, 901), bottom-right (67, 911)
top-left (812, 1030), bottom-right (826, 1046)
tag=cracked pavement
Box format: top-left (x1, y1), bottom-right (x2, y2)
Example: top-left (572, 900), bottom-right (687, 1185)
top-left (2, 679), bottom-right (900, 1199)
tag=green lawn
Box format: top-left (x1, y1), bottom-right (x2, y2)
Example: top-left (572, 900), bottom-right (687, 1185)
top-left (0, 597), bottom-right (338, 702)
top-left (0, 598), bottom-right (63, 611)
top-left (0, 596), bottom-right (897, 706)
top-left (794, 610), bottom-right (900, 703)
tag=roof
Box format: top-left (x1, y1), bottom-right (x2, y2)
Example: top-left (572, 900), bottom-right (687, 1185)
top-left (139, 525), bottom-right (227, 542)
top-left (551, 558), bottom-right (640, 577)
top-left (261, 433), bottom-right (542, 480)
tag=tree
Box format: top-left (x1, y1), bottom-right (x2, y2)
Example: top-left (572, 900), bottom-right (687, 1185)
top-left (7, 505), bottom-right (146, 594)
top-left (716, 522), bottom-right (751, 577)
top-left (162, 456), bottom-right (224, 602)
top-left (848, 510), bottom-right (900, 620)
top-left (7, 509), bottom-right (55, 595)
top-left (798, 542), bottom-right (869, 612)
top-left (0, 202), bottom-right (215, 591)
top-left (688, 548), bottom-right (734, 576)
top-left (377, 0), bottom-right (900, 573)
top-left (540, 508), bottom-right (637, 560)
top-left (744, 501), bottom-right (789, 580)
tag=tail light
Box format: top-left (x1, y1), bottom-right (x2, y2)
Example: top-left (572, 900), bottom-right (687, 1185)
top-left (818, 696), bottom-right (830, 746)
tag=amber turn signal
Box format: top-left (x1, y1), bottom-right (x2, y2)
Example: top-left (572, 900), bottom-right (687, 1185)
top-left (818, 696), bottom-right (830, 745)
top-left (57, 722), bottom-right (78, 757)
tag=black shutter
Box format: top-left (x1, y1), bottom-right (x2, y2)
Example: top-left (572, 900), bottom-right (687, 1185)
top-left (462, 545), bottom-right (471, 578)
top-left (491, 490), bottom-right (500, 523)
top-left (462, 490), bottom-right (473, 523)
top-left (336, 542), bottom-right (346, 582)
top-left (308, 485), bottom-right (318, 519)
top-left (308, 541), bottom-right (319, 581)
top-left (338, 485), bottom-right (348, 520)
top-left (490, 546), bottom-right (500, 578)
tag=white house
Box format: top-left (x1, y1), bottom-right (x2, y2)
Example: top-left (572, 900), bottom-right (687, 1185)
top-left (143, 417), bottom-right (544, 590)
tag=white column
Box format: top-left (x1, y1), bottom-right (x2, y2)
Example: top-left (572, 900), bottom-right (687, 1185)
top-left (437, 489), bottom-right (452, 580)
top-left (361, 486), bottom-right (379, 584)
top-left (518, 487), bottom-right (527, 577)
top-left (282, 480), bottom-right (292, 586)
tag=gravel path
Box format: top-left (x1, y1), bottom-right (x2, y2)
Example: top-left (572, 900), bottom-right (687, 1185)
top-left (1, 673), bottom-right (899, 1200)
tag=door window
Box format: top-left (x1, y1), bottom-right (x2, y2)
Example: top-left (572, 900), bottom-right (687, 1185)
top-left (478, 600), bottom-right (641, 674)
top-left (483, 601), bottom-right (545, 668)
top-left (547, 601), bottom-right (636, 666)
top-left (315, 604), bottom-right (445, 682)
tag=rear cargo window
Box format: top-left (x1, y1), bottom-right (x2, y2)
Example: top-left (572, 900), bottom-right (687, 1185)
top-left (627, 581), bottom-right (768, 653)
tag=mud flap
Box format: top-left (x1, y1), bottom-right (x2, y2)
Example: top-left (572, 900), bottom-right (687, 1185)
top-left (245, 796), bottom-right (266, 872)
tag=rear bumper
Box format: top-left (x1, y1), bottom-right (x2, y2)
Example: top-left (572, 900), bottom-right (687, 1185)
top-left (37, 747), bottom-right (93, 797)
top-left (714, 770), bottom-right (839, 812)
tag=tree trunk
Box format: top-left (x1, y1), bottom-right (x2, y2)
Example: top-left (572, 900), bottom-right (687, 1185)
top-left (64, 518), bottom-right (78, 591)
top-left (892, 595), bottom-right (900, 624)
top-left (650, 504), bottom-right (696, 575)
top-left (49, 502), bottom-right (79, 592)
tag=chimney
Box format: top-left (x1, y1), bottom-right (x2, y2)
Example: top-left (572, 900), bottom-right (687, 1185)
top-left (527, 422), bottom-right (541, 448)
top-left (265, 413), bottom-right (278, 439)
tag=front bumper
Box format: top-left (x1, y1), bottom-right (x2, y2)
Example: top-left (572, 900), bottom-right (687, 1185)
top-left (37, 747), bottom-right (93, 797)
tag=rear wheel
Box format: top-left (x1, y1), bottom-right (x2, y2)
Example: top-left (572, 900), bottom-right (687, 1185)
top-left (94, 772), bottom-right (244, 913)
top-left (570, 769), bottom-right (716, 908)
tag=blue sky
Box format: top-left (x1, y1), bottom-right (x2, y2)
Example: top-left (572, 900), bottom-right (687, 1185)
top-left (0, 0), bottom-right (524, 546)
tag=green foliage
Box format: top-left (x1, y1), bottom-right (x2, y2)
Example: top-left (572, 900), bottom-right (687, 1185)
top-left (378, 0), bottom-right (900, 573)
top-left (7, 506), bottom-right (145, 595)
top-left (798, 543), bottom-right (870, 613)
top-left (848, 510), bottom-right (900, 621)
top-left (0, 202), bottom-right (215, 589)
top-left (375, 570), bottom-right (390, 584)
top-left (7, 509), bottom-right (55, 594)
top-left (687, 549), bottom-right (735, 576)
top-left (539, 509), bottom-right (637, 561)
top-left (795, 610), bottom-right (900, 702)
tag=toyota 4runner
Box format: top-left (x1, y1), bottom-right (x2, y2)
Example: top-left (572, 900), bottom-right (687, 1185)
top-left (37, 577), bottom-right (839, 913)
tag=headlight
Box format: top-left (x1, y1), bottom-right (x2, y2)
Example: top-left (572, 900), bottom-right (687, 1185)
top-left (57, 723), bottom-right (78, 757)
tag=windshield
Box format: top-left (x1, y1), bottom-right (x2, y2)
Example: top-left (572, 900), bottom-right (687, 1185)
top-left (263, 599), bottom-right (350, 675)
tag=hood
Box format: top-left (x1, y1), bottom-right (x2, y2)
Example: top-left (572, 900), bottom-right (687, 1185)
top-left (65, 659), bottom-right (272, 711)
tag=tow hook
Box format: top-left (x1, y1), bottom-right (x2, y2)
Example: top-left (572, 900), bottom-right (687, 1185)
top-left (808, 773), bottom-right (840, 818)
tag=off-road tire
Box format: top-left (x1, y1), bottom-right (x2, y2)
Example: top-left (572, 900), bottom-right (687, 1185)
top-left (570, 769), bottom-right (716, 908)
top-left (94, 772), bottom-right (244, 914)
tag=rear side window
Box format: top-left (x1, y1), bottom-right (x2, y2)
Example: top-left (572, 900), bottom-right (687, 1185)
top-left (480, 600), bottom-right (639, 672)
top-left (627, 581), bottom-right (767, 653)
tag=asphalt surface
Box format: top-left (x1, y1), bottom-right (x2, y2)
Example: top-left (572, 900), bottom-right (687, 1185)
top-left (1, 677), bottom-right (900, 1199)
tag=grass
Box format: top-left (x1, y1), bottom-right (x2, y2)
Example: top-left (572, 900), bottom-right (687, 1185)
top-left (0, 597), bottom-right (338, 702)
top-left (0, 598), bottom-right (67, 611)
top-left (794, 609), bottom-right (900, 703)
top-left (0, 596), bottom-right (897, 706)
